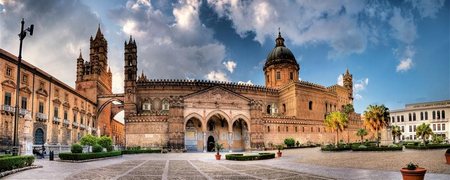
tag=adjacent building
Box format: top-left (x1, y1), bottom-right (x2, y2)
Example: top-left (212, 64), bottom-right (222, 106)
top-left (389, 100), bottom-right (449, 141)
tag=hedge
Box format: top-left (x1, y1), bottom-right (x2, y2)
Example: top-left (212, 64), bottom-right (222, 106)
top-left (352, 146), bottom-right (403, 151)
top-left (225, 153), bottom-right (275, 161)
top-left (321, 144), bottom-right (351, 151)
top-left (0, 155), bottom-right (34, 172)
top-left (0, 154), bottom-right (13, 159)
top-left (405, 144), bottom-right (450, 150)
top-left (59, 151), bottom-right (122, 161)
top-left (121, 149), bottom-right (161, 154)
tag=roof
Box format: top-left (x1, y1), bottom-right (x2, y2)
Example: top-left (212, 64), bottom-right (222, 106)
top-left (264, 32), bottom-right (299, 70)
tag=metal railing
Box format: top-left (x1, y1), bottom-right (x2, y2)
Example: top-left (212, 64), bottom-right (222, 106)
top-left (19, 108), bottom-right (30, 116)
top-left (72, 122), bottom-right (79, 127)
top-left (80, 124), bottom-right (86, 129)
top-left (63, 119), bottom-right (70, 125)
top-left (53, 117), bottom-right (61, 123)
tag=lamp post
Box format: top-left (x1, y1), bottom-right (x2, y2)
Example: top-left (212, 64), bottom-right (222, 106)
top-left (13, 18), bottom-right (34, 156)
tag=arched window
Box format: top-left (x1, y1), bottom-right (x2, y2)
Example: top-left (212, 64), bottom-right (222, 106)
top-left (267, 126), bottom-right (270, 132)
top-left (413, 113), bottom-right (416, 121)
top-left (308, 101), bottom-right (313, 110)
top-left (162, 100), bottom-right (170, 110)
top-left (127, 69), bottom-right (133, 80)
top-left (310, 127), bottom-right (313, 132)
top-left (302, 126), bottom-right (305, 132)
top-left (437, 111), bottom-right (441, 119)
top-left (420, 112), bottom-right (423, 120)
top-left (283, 104), bottom-right (286, 113)
top-left (289, 72), bottom-right (294, 80)
top-left (408, 113), bottom-right (411, 121)
top-left (286, 126), bottom-right (288, 132)
top-left (142, 102), bottom-right (151, 111)
top-left (34, 128), bottom-right (44, 145)
top-left (295, 126), bottom-right (298, 132)
top-left (433, 111), bottom-right (436, 119)
top-left (276, 71), bottom-right (281, 80)
top-left (278, 126), bottom-right (280, 132)
top-left (266, 105), bottom-right (271, 114)
top-left (325, 103), bottom-right (328, 112)
top-left (442, 110), bottom-right (446, 119)
top-left (425, 112), bottom-right (428, 120)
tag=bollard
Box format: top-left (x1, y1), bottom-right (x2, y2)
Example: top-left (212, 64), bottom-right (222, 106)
top-left (49, 150), bottom-right (54, 161)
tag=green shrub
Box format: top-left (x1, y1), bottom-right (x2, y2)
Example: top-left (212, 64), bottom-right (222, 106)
top-left (352, 146), bottom-right (402, 151)
top-left (0, 154), bottom-right (13, 159)
top-left (121, 149), bottom-right (161, 154)
top-left (58, 151), bottom-right (122, 161)
top-left (106, 146), bottom-right (114, 152)
top-left (321, 144), bottom-right (351, 151)
top-left (388, 144), bottom-right (398, 148)
top-left (92, 144), bottom-right (103, 153)
top-left (405, 143), bottom-right (450, 150)
top-left (296, 141), bottom-right (300, 147)
top-left (127, 146), bottom-right (142, 150)
top-left (284, 138), bottom-right (295, 147)
top-left (71, 144), bottom-right (83, 153)
top-left (225, 153), bottom-right (275, 161)
top-left (0, 155), bottom-right (34, 172)
top-left (80, 134), bottom-right (98, 152)
top-left (432, 135), bottom-right (444, 144)
top-left (358, 145), bottom-right (367, 149)
top-left (98, 136), bottom-right (113, 149)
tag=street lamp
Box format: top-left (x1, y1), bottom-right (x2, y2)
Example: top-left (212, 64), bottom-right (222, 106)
top-left (13, 18), bottom-right (34, 156)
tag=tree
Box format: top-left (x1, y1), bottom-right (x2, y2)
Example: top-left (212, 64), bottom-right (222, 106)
top-left (79, 134), bottom-right (98, 152)
top-left (363, 104), bottom-right (390, 147)
top-left (97, 136), bottom-right (113, 150)
top-left (416, 123), bottom-right (433, 145)
top-left (391, 125), bottom-right (402, 143)
top-left (356, 128), bottom-right (368, 143)
top-left (324, 111), bottom-right (348, 145)
top-left (341, 104), bottom-right (355, 116)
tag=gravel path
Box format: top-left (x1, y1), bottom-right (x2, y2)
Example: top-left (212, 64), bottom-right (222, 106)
top-left (289, 147), bottom-right (450, 174)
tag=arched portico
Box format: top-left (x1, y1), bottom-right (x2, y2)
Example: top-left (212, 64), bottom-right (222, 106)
top-left (184, 116), bottom-right (203, 151)
top-left (231, 118), bottom-right (250, 151)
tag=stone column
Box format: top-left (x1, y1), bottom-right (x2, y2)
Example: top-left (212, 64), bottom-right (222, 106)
top-left (228, 132), bottom-right (233, 152)
top-left (203, 132), bottom-right (207, 153)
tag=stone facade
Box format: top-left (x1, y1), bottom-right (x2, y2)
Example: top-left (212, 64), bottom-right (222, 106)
top-left (125, 33), bottom-right (364, 151)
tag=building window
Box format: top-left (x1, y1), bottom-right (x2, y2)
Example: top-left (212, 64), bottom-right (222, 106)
top-left (64, 110), bottom-right (68, 120)
top-left (6, 66), bottom-right (12, 77)
top-left (142, 102), bottom-right (151, 111)
top-left (401, 115), bottom-right (404, 122)
top-left (443, 124), bottom-right (446, 131)
top-left (22, 74), bottom-right (28, 84)
top-left (278, 126), bottom-right (280, 132)
top-left (442, 110), bottom-right (446, 119)
top-left (80, 115), bottom-right (84, 124)
top-left (302, 126), bottom-right (305, 132)
top-left (162, 100), bottom-right (170, 110)
top-left (438, 124), bottom-right (441, 131)
top-left (54, 107), bottom-right (59, 118)
top-left (425, 112), bottom-right (428, 120)
top-left (308, 101), bottom-right (313, 110)
top-left (4, 92), bottom-right (12, 106)
top-left (311, 127), bottom-right (313, 132)
top-left (437, 111), bottom-right (440, 119)
top-left (283, 104), bottom-right (286, 113)
top-left (38, 102), bottom-right (44, 113)
top-left (420, 112), bottom-right (423, 120)
top-left (413, 125), bottom-right (416, 132)
top-left (391, 116), bottom-right (395, 123)
top-left (414, 135), bottom-right (416, 140)
top-left (267, 105), bottom-right (271, 114)
top-left (295, 126), bottom-right (298, 132)
top-left (408, 113), bottom-right (411, 121)
top-left (433, 124), bottom-right (436, 131)
top-left (286, 126), bottom-right (288, 132)
top-left (21, 97), bottom-right (27, 109)
top-left (401, 126), bottom-right (404, 132)
top-left (73, 113), bottom-right (77, 122)
top-left (276, 71), bottom-right (281, 80)
top-left (318, 127), bottom-right (320, 132)
top-left (289, 72), bottom-right (293, 80)
top-left (397, 116), bottom-right (400, 122)
top-left (413, 113), bottom-right (416, 121)
top-left (267, 126), bottom-right (270, 132)
top-left (409, 125), bottom-right (412, 132)
top-left (433, 111), bottom-right (436, 119)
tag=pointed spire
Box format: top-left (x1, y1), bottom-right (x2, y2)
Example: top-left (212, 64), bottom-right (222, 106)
top-left (346, 68), bottom-right (350, 75)
top-left (95, 24), bottom-right (103, 39)
top-left (78, 49), bottom-right (83, 59)
top-left (275, 27), bottom-right (285, 47)
top-left (129, 35), bottom-right (133, 44)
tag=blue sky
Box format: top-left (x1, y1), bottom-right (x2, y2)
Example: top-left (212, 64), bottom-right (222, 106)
top-left (0, 0), bottom-right (449, 113)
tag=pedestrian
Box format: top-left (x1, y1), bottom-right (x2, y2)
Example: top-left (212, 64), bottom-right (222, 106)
top-left (41, 145), bottom-right (46, 159)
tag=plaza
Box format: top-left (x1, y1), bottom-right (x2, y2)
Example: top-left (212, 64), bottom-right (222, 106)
top-left (4, 148), bottom-right (450, 180)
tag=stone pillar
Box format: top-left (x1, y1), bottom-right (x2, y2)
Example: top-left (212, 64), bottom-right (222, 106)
top-left (228, 131), bottom-right (233, 152)
top-left (168, 96), bottom-right (184, 150)
top-left (203, 132), bottom-right (207, 153)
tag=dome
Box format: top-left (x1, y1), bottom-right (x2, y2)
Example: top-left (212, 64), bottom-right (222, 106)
top-left (264, 32), bottom-right (299, 70)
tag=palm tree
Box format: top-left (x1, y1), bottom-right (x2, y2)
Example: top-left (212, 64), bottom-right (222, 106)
top-left (416, 123), bottom-right (433, 145)
top-left (356, 128), bottom-right (368, 143)
top-left (324, 111), bottom-right (348, 145)
top-left (391, 125), bottom-right (402, 143)
top-left (341, 104), bottom-right (355, 116)
top-left (363, 104), bottom-right (390, 147)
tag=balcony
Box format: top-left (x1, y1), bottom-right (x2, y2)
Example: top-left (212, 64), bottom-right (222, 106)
top-left (63, 119), bottom-right (70, 126)
top-left (19, 109), bottom-right (31, 117)
top-left (80, 124), bottom-right (86, 129)
top-left (72, 122), bottom-right (79, 128)
top-left (36, 112), bottom-right (48, 122)
top-left (1, 105), bottom-right (15, 114)
top-left (53, 117), bottom-right (61, 124)
top-left (92, 127), bottom-right (97, 132)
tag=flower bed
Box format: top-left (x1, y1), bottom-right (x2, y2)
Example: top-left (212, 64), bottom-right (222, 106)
top-left (0, 155), bottom-right (34, 172)
top-left (121, 149), bottom-right (162, 154)
top-left (225, 153), bottom-right (275, 161)
top-left (59, 151), bottom-right (122, 161)
top-left (405, 144), bottom-right (450, 150)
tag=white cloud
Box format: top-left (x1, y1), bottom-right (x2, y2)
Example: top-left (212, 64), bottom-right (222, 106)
top-left (237, 80), bottom-right (253, 85)
top-left (337, 74), bottom-right (344, 86)
top-left (223, 60), bottom-right (237, 73)
top-left (113, 110), bottom-right (125, 124)
top-left (354, 78), bottom-right (369, 93)
top-left (354, 94), bottom-right (363, 100)
top-left (396, 58), bottom-right (413, 72)
top-left (407, 0), bottom-right (446, 18)
top-left (205, 71), bottom-right (229, 82)
top-left (389, 8), bottom-right (417, 44)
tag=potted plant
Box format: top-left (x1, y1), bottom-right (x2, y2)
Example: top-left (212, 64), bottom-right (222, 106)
top-left (275, 144), bottom-right (284, 157)
top-left (215, 143), bottom-right (224, 160)
top-left (446, 148), bottom-right (450, 164)
top-left (400, 162), bottom-right (426, 180)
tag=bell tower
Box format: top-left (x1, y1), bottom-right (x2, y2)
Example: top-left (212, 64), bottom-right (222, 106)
top-left (343, 69), bottom-right (353, 102)
top-left (124, 35), bottom-right (137, 117)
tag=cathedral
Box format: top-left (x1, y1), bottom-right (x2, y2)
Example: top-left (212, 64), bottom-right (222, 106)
top-left (124, 32), bottom-right (363, 152)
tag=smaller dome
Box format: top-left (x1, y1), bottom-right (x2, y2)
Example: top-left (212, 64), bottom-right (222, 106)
top-left (264, 32), bottom-right (299, 70)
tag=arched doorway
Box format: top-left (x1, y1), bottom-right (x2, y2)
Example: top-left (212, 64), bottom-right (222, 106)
top-left (232, 118), bottom-right (249, 151)
top-left (207, 136), bottom-right (215, 152)
top-left (185, 117), bottom-right (203, 151)
top-left (34, 128), bottom-right (44, 145)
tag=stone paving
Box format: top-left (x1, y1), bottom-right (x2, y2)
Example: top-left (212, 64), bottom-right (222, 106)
top-left (5, 148), bottom-right (450, 180)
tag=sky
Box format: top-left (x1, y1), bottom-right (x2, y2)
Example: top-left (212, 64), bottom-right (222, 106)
top-left (0, 0), bottom-right (449, 114)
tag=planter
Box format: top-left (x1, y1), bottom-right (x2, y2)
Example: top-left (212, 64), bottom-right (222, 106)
top-left (446, 153), bottom-right (450, 164)
top-left (215, 154), bottom-right (221, 160)
top-left (400, 168), bottom-right (427, 180)
top-left (277, 151), bottom-right (282, 158)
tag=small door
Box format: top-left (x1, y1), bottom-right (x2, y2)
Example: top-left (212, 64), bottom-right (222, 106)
top-left (34, 128), bottom-right (44, 145)
top-left (207, 136), bottom-right (215, 152)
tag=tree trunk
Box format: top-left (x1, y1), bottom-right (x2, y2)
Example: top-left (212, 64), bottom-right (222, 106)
top-left (360, 135), bottom-right (363, 143)
top-left (376, 128), bottom-right (379, 147)
top-left (393, 135), bottom-right (396, 144)
top-left (336, 130), bottom-right (339, 146)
